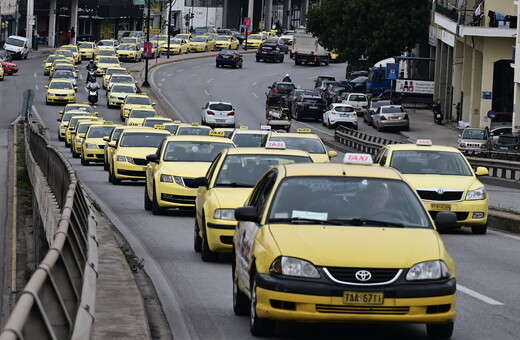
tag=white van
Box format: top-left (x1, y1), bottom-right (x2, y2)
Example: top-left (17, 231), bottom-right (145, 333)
top-left (3, 35), bottom-right (29, 59)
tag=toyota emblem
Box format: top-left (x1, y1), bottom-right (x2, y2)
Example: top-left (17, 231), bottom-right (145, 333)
top-left (436, 188), bottom-right (445, 195)
top-left (355, 270), bottom-right (372, 282)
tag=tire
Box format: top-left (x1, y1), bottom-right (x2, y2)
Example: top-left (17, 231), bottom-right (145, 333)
top-left (108, 168), bottom-right (113, 183)
top-left (144, 184), bottom-right (152, 211)
top-left (201, 222), bottom-right (218, 262)
top-left (24, 53), bottom-right (28, 60)
top-left (103, 159), bottom-right (109, 171)
top-left (239, 61), bottom-right (243, 68)
top-left (316, 60), bottom-right (321, 66)
top-left (295, 59), bottom-right (301, 65)
top-left (377, 123), bottom-right (383, 132)
top-left (152, 185), bottom-right (164, 215)
top-left (232, 256), bottom-right (249, 315)
top-left (216, 63), bottom-right (220, 68)
top-left (58, 135), bottom-right (64, 142)
top-left (327, 119), bottom-right (333, 129)
top-left (256, 58), bottom-right (260, 62)
top-left (80, 156), bottom-right (89, 166)
top-left (194, 219), bottom-right (202, 253)
top-left (233, 62), bottom-right (237, 69)
top-left (426, 322), bottom-right (454, 339)
top-left (72, 149), bottom-right (79, 158)
top-left (471, 224), bottom-right (487, 235)
top-left (250, 274), bottom-right (275, 336)
top-left (280, 57), bottom-right (284, 63)
top-left (111, 168), bottom-right (121, 185)
top-left (324, 59), bottom-right (329, 66)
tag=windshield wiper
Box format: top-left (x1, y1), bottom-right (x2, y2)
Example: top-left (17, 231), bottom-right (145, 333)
top-left (343, 218), bottom-right (405, 228)
top-left (215, 182), bottom-right (252, 188)
top-left (269, 217), bottom-right (344, 225)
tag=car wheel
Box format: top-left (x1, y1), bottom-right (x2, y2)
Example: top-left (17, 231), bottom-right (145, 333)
top-left (58, 135), bottom-right (64, 142)
top-left (327, 119), bottom-right (333, 129)
top-left (250, 273), bottom-right (275, 336)
top-left (194, 219), bottom-right (202, 253)
top-left (256, 58), bottom-right (260, 62)
top-left (280, 57), bottom-right (284, 63)
top-left (201, 221), bottom-right (218, 262)
top-left (232, 256), bottom-right (249, 315)
top-left (80, 155), bottom-right (89, 166)
top-left (152, 184), bottom-right (164, 215)
top-left (426, 322), bottom-right (454, 339)
top-left (377, 123), bottom-right (383, 132)
top-left (111, 168), bottom-right (121, 185)
top-left (322, 118), bottom-right (326, 126)
top-left (103, 159), bottom-right (109, 171)
top-left (72, 149), bottom-right (79, 158)
top-left (233, 62), bottom-right (237, 69)
top-left (144, 184), bottom-right (152, 211)
top-left (216, 63), bottom-right (219, 68)
top-left (316, 60), bottom-right (321, 66)
top-left (239, 61), bottom-right (243, 68)
top-left (471, 224), bottom-right (487, 235)
top-left (24, 53), bottom-right (28, 60)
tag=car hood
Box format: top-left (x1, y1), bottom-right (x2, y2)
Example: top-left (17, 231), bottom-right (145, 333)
top-left (119, 147), bottom-right (160, 158)
top-left (309, 153), bottom-right (330, 163)
top-left (209, 188), bottom-right (253, 209)
top-left (401, 174), bottom-right (480, 191)
top-left (268, 225), bottom-right (442, 268)
top-left (159, 162), bottom-right (212, 177)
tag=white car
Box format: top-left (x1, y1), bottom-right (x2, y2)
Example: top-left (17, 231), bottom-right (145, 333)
top-left (322, 103), bottom-right (358, 129)
top-left (201, 101), bottom-right (236, 128)
top-left (341, 92), bottom-right (368, 115)
top-left (229, 129), bottom-right (270, 147)
top-left (97, 39), bottom-right (119, 51)
top-left (106, 74), bottom-right (136, 92)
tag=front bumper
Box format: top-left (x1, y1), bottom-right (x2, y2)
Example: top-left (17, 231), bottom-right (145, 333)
top-left (80, 51), bottom-right (94, 59)
top-left (204, 116), bottom-right (235, 127)
top-left (114, 161), bottom-right (147, 180)
top-left (423, 199), bottom-right (488, 226)
top-left (206, 219), bottom-right (236, 252)
top-left (157, 182), bottom-right (197, 208)
top-left (254, 273), bottom-right (456, 323)
top-left (83, 146), bottom-right (106, 161)
top-left (189, 45), bottom-right (207, 52)
top-left (47, 94), bottom-right (76, 103)
top-left (117, 54), bottom-right (137, 61)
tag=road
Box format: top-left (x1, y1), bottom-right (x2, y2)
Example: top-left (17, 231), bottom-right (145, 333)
top-left (4, 52), bottom-right (520, 339)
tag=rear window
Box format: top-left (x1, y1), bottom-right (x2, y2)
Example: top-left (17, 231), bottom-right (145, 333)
top-left (209, 103), bottom-right (233, 111)
top-left (277, 83), bottom-right (296, 91)
top-left (302, 98), bottom-right (322, 104)
top-left (497, 136), bottom-right (520, 144)
top-left (335, 106), bottom-right (355, 112)
top-left (381, 106), bottom-right (405, 114)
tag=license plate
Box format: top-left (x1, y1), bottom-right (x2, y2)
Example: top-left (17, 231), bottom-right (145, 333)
top-left (500, 147), bottom-right (508, 150)
top-left (339, 114), bottom-right (346, 117)
top-left (216, 119), bottom-right (226, 123)
top-left (223, 56), bottom-right (230, 58)
top-left (309, 106), bottom-right (318, 109)
top-left (390, 116), bottom-right (400, 120)
top-left (431, 203), bottom-right (451, 211)
top-left (343, 291), bottom-right (384, 305)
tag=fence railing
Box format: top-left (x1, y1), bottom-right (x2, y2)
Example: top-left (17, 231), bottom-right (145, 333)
top-left (1, 120), bottom-right (98, 340)
top-left (334, 126), bottom-right (520, 182)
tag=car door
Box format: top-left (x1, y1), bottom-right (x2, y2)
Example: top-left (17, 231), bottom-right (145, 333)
top-left (146, 139), bottom-right (166, 196)
top-left (196, 152), bottom-right (223, 224)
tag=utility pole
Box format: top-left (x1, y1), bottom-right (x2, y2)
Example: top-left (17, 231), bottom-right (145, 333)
top-left (142, 0), bottom-right (152, 87)
top-left (167, 0), bottom-right (176, 59)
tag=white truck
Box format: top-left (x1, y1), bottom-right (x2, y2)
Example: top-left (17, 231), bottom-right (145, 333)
top-left (292, 32), bottom-right (330, 66)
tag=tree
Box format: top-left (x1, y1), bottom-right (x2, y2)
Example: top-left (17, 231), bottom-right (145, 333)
top-left (306, 0), bottom-right (430, 68)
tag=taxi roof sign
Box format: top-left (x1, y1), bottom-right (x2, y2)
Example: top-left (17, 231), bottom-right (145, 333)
top-left (129, 122), bottom-right (140, 126)
top-left (343, 153), bottom-right (373, 165)
top-left (296, 128), bottom-right (312, 134)
top-left (103, 121), bottom-right (113, 125)
top-left (154, 124), bottom-right (166, 129)
top-left (173, 120), bottom-right (182, 123)
top-left (416, 139), bottom-right (433, 146)
top-left (260, 125), bottom-right (271, 130)
top-left (191, 122), bottom-right (200, 126)
top-left (239, 126), bottom-right (249, 129)
top-left (266, 141), bottom-right (286, 149)
top-left (209, 130), bottom-right (225, 137)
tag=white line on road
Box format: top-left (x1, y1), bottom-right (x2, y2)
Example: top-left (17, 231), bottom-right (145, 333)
top-left (191, 65), bottom-right (201, 69)
top-left (35, 85), bottom-right (38, 91)
top-left (252, 81), bottom-right (257, 86)
top-left (176, 68), bottom-right (184, 73)
top-left (268, 72), bottom-right (278, 77)
top-left (308, 76), bottom-right (316, 80)
top-left (158, 83), bottom-right (163, 87)
top-left (206, 79), bottom-right (213, 84)
top-left (160, 78), bottom-right (166, 82)
top-left (252, 92), bottom-right (259, 99)
top-left (457, 285), bottom-right (504, 305)
top-left (79, 74), bottom-right (83, 80)
top-left (34, 72), bottom-right (37, 78)
top-left (204, 90), bottom-right (210, 96)
top-left (167, 73), bottom-right (173, 77)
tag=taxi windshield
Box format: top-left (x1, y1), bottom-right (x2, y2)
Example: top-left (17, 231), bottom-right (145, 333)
top-left (62, 46), bottom-right (77, 52)
top-left (87, 126), bottom-right (115, 138)
top-left (118, 45), bottom-right (135, 51)
top-left (50, 82), bottom-right (73, 89)
top-left (119, 132), bottom-right (167, 147)
top-left (269, 137), bottom-right (325, 154)
top-left (390, 150), bottom-right (473, 176)
top-left (232, 133), bottom-right (265, 147)
top-left (62, 112), bottom-right (89, 121)
top-left (78, 43), bottom-right (94, 49)
top-left (176, 127), bottom-right (211, 136)
top-left (268, 177), bottom-right (432, 228)
top-left (112, 85), bottom-right (135, 93)
top-left (126, 97), bottom-right (151, 105)
top-left (46, 55), bottom-right (61, 63)
top-left (110, 75), bottom-right (133, 83)
top-left (143, 119), bottom-right (171, 127)
top-left (215, 154), bottom-right (312, 187)
top-left (56, 50), bottom-right (73, 57)
top-left (65, 105), bottom-right (92, 113)
top-left (164, 125), bottom-right (180, 134)
top-left (216, 36), bottom-right (231, 41)
top-left (249, 35), bottom-right (262, 40)
top-left (192, 37), bottom-right (207, 42)
top-left (78, 123), bottom-right (97, 133)
top-left (175, 35), bottom-right (190, 40)
top-left (53, 70), bottom-right (74, 78)
top-left (106, 69), bottom-right (126, 76)
top-left (130, 110), bottom-right (156, 118)
top-left (99, 57), bottom-right (119, 64)
top-left (163, 141), bottom-right (232, 162)
top-left (98, 50), bottom-right (116, 56)
top-left (98, 40), bottom-right (115, 46)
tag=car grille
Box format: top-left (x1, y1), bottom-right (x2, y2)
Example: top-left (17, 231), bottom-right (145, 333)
top-left (161, 194), bottom-right (196, 205)
top-left (429, 211), bottom-right (469, 221)
top-left (417, 190), bottom-right (463, 201)
top-left (129, 157), bottom-right (148, 166)
top-left (316, 305), bottom-right (409, 315)
top-left (98, 144), bottom-right (105, 150)
top-left (181, 177), bottom-right (198, 188)
top-left (55, 93), bottom-right (67, 97)
top-left (96, 154), bottom-right (104, 159)
top-left (117, 169), bottom-right (145, 177)
top-left (325, 267), bottom-right (401, 284)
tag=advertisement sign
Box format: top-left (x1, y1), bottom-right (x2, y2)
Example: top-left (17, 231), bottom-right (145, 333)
top-left (143, 42), bottom-right (153, 59)
top-left (396, 80), bottom-right (434, 95)
top-left (243, 17), bottom-right (251, 30)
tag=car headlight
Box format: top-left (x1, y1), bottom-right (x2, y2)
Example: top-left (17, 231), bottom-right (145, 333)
top-left (213, 209), bottom-right (235, 220)
top-left (466, 186), bottom-right (486, 200)
top-left (160, 174), bottom-right (173, 183)
top-left (270, 256), bottom-right (320, 278)
top-left (76, 138), bottom-right (83, 143)
top-left (459, 142), bottom-right (466, 147)
top-left (116, 155), bottom-right (127, 162)
top-left (406, 260), bottom-right (450, 281)
top-left (174, 176), bottom-right (186, 187)
top-left (85, 143), bottom-right (97, 149)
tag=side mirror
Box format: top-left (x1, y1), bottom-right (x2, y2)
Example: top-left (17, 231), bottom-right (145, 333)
top-left (435, 211), bottom-right (457, 232)
top-left (328, 150), bottom-right (338, 159)
top-left (235, 206), bottom-right (260, 223)
top-left (79, 133), bottom-right (86, 138)
top-left (93, 112), bottom-right (99, 116)
top-left (44, 85), bottom-right (49, 89)
top-left (103, 136), bottom-right (110, 142)
top-left (146, 154), bottom-right (159, 163)
top-left (475, 166), bottom-right (489, 176)
top-left (192, 177), bottom-right (209, 188)
top-left (152, 102), bottom-right (156, 106)
top-left (59, 110), bottom-right (64, 114)
top-left (57, 118), bottom-right (61, 122)
top-left (108, 141), bottom-right (117, 148)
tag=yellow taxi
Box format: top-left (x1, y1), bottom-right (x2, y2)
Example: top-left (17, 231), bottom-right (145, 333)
top-left (152, 34), bottom-right (170, 47)
top-left (120, 94), bottom-right (156, 121)
top-left (160, 38), bottom-right (188, 55)
top-left (61, 44), bottom-right (81, 64)
top-left (188, 35), bottom-right (215, 52)
top-left (107, 127), bottom-right (170, 184)
top-left (45, 79), bottom-right (77, 105)
top-left (144, 133), bottom-right (236, 214)
top-left (142, 117), bottom-right (174, 128)
top-left (0, 64), bottom-right (4, 81)
top-left (58, 103), bottom-right (96, 115)
top-left (95, 48), bottom-right (117, 62)
top-left (174, 33), bottom-right (192, 42)
top-left (126, 108), bottom-right (158, 126)
top-left (65, 116), bottom-right (98, 147)
top-left (121, 37), bottom-right (140, 45)
top-left (261, 129), bottom-right (337, 163)
top-left (70, 119), bottom-right (105, 158)
top-left (194, 142), bottom-right (313, 261)
top-left (375, 139), bottom-right (489, 234)
top-left (215, 35), bottom-right (239, 50)
top-left (232, 153), bottom-right (457, 338)
top-left (175, 123), bottom-right (212, 136)
top-left (102, 67), bottom-right (128, 89)
top-left (107, 83), bottom-right (137, 109)
top-left (95, 56), bottom-right (121, 76)
top-left (77, 41), bottom-right (96, 60)
top-left (243, 34), bottom-right (266, 49)
top-left (102, 125), bottom-right (144, 171)
top-left (48, 59), bottom-right (73, 77)
top-left (212, 127), bottom-right (235, 138)
top-left (116, 43), bottom-right (142, 61)
top-left (54, 49), bottom-right (76, 65)
top-left (57, 111), bottom-right (91, 141)
top-left (80, 121), bottom-right (118, 165)
top-left (43, 54), bottom-right (64, 75)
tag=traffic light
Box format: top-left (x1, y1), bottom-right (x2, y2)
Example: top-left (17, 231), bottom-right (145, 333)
top-left (184, 13), bottom-right (190, 21)
top-left (190, 13), bottom-right (194, 19)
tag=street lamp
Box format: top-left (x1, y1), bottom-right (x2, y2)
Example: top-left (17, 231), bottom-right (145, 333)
top-left (142, 0), bottom-right (152, 87)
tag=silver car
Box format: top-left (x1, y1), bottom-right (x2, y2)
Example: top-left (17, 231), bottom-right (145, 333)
top-left (372, 105), bottom-right (409, 131)
top-left (51, 69), bottom-right (77, 88)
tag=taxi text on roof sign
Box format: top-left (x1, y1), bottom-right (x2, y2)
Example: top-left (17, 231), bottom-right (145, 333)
top-left (173, 120), bottom-right (182, 123)
top-left (103, 121), bottom-right (114, 125)
top-left (240, 126), bottom-right (249, 129)
top-left (154, 125), bottom-right (166, 129)
top-left (416, 139), bottom-right (433, 146)
top-left (343, 153), bottom-right (373, 165)
top-left (209, 130), bottom-right (225, 137)
top-left (266, 141), bottom-right (286, 149)
top-left (191, 122), bottom-right (200, 126)
top-left (260, 125), bottom-right (271, 130)
top-left (297, 128), bottom-right (312, 133)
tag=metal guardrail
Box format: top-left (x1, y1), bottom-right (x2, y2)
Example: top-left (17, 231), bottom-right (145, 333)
top-left (1, 121), bottom-right (98, 340)
top-left (334, 126), bottom-right (520, 182)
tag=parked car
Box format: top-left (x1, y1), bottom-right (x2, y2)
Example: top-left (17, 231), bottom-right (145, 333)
top-left (263, 38), bottom-right (289, 53)
top-left (3, 35), bottom-right (29, 59)
top-left (491, 134), bottom-right (520, 152)
top-left (201, 101), bottom-right (236, 128)
top-left (363, 99), bottom-right (393, 125)
top-left (285, 88), bottom-right (316, 115)
top-left (292, 94), bottom-right (326, 121)
top-left (216, 50), bottom-right (243, 68)
top-left (457, 127), bottom-right (490, 154)
top-left (372, 105), bottom-right (409, 131)
top-left (255, 45), bottom-right (284, 63)
top-left (489, 126), bottom-right (512, 149)
top-left (322, 103), bottom-right (358, 129)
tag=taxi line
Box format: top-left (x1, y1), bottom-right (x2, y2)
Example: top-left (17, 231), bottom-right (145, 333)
top-left (35, 85), bottom-right (39, 91)
top-left (457, 285), bottom-right (504, 305)
top-left (252, 81), bottom-right (257, 86)
top-left (204, 90), bottom-right (210, 96)
top-left (251, 92), bottom-right (259, 99)
top-left (206, 79), bottom-right (213, 84)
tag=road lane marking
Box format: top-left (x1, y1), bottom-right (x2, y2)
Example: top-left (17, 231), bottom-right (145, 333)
top-left (161, 78), bottom-right (166, 82)
top-left (176, 69), bottom-right (184, 73)
top-left (206, 78), bottom-right (213, 84)
top-left (204, 90), bottom-right (210, 96)
top-left (252, 92), bottom-right (259, 99)
top-left (167, 73), bottom-right (173, 77)
top-left (457, 285), bottom-right (504, 305)
top-left (158, 82), bottom-right (163, 87)
top-left (268, 72), bottom-right (278, 77)
top-left (34, 72), bottom-right (37, 78)
top-left (252, 81), bottom-right (257, 86)
top-left (191, 65), bottom-right (201, 69)
top-left (488, 229), bottom-right (520, 241)
top-left (79, 74), bottom-right (83, 80)
top-left (308, 76), bottom-right (315, 80)
top-left (35, 85), bottom-right (38, 91)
